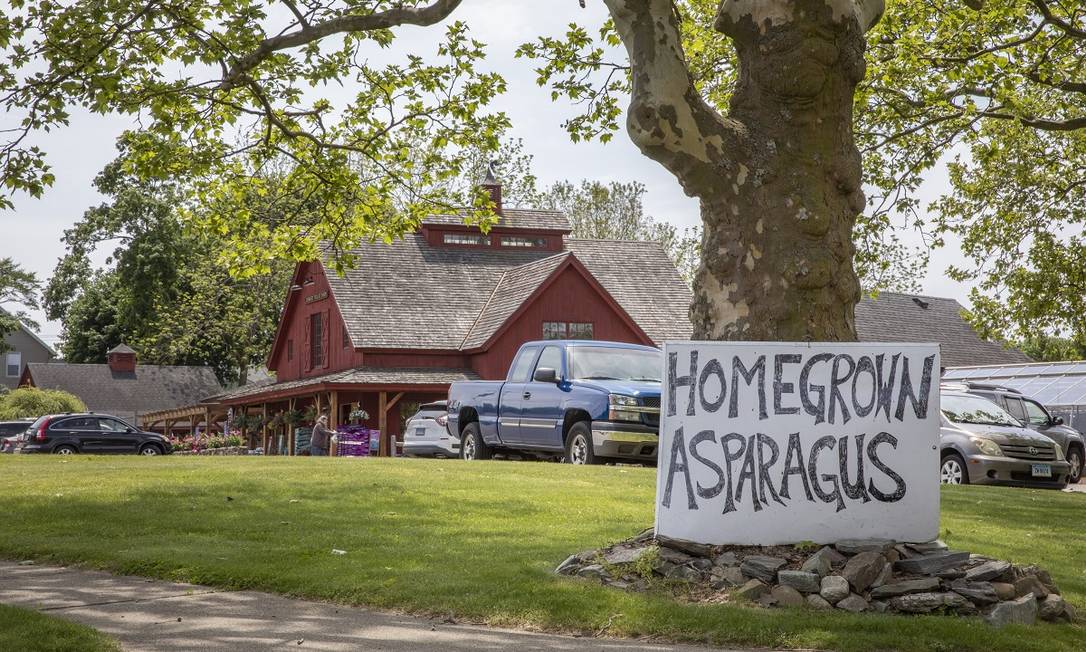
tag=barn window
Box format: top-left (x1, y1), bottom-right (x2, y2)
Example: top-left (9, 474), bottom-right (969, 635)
top-left (568, 323), bottom-right (594, 339)
top-left (443, 233), bottom-right (488, 246)
top-left (310, 312), bottom-right (324, 367)
top-left (542, 322), bottom-right (566, 340)
top-left (6, 351), bottom-right (21, 377)
top-left (500, 236), bottom-right (546, 248)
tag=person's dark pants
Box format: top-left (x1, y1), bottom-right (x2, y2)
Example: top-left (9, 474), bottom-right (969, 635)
top-left (310, 445), bottom-right (328, 457)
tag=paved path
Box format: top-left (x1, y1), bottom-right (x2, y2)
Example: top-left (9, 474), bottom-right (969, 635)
top-left (0, 562), bottom-right (760, 652)
top-left (1066, 480), bottom-right (1085, 493)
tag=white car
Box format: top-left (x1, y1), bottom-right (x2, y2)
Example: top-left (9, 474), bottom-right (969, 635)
top-left (402, 401), bottom-right (459, 458)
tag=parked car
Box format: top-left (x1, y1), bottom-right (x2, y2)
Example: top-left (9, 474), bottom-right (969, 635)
top-left (16, 413), bottom-right (172, 455)
top-left (447, 340), bottom-right (661, 464)
top-left (402, 401), bottom-right (459, 458)
top-left (939, 389), bottom-right (1069, 488)
top-left (954, 381), bottom-right (1085, 484)
top-left (0, 419), bottom-right (34, 453)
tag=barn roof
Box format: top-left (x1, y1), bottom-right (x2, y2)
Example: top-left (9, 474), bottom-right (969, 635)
top-left (422, 208), bottom-right (571, 232)
top-left (23, 362), bottom-right (223, 425)
top-left (322, 234), bottom-right (692, 351)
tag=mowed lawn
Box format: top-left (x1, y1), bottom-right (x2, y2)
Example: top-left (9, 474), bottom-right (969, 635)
top-left (0, 604), bottom-right (119, 651)
top-left (0, 457), bottom-right (1082, 652)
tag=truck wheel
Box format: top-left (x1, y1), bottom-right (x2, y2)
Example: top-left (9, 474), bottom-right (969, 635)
top-left (565, 422), bottom-right (596, 465)
top-left (1067, 445), bottom-right (1082, 484)
top-left (459, 422), bottom-right (491, 461)
top-left (940, 452), bottom-right (968, 485)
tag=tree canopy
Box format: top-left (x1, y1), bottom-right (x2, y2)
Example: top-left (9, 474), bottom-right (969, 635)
top-left (0, 257), bottom-right (42, 353)
top-left (0, 386), bottom-right (85, 419)
top-left (3, 1), bottom-right (1085, 342)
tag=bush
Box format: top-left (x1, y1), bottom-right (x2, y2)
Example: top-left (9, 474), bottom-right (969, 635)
top-left (0, 387), bottom-right (86, 419)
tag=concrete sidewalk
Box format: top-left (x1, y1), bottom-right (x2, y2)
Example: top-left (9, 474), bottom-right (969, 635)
top-left (0, 562), bottom-right (755, 652)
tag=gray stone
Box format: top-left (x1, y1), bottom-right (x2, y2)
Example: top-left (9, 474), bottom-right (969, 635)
top-left (806, 594), bottom-right (833, 610)
top-left (964, 560), bottom-right (1011, 582)
top-left (602, 546), bottom-right (649, 565)
top-left (800, 547), bottom-right (836, 576)
top-left (1039, 594), bottom-right (1071, 623)
top-left (991, 582), bottom-right (1016, 601)
top-left (735, 579), bottom-right (769, 601)
top-left (631, 527), bottom-right (655, 544)
top-left (555, 554), bottom-right (582, 575)
top-left (656, 535), bottom-right (715, 559)
top-left (665, 565), bottom-right (702, 582)
top-left (819, 575), bottom-right (851, 604)
top-left (869, 577), bottom-right (941, 599)
top-left (871, 561), bottom-right (893, 588)
top-left (771, 584), bottom-right (806, 607)
top-left (893, 551), bottom-right (971, 575)
top-left (710, 566), bottom-right (746, 589)
top-left (576, 564), bottom-right (606, 579)
top-left (652, 560), bottom-right (676, 576)
top-left (657, 546), bottom-right (695, 566)
top-left (950, 580), bottom-right (999, 606)
top-left (984, 594), bottom-right (1038, 627)
top-left (778, 570), bottom-right (822, 594)
top-left (889, 592), bottom-right (970, 614)
top-left (1014, 575), bottom-right (1049, 599)
top-left (936, 569), bottom-right (966, 580)
top-left (836, 594), bottom-right (868, 613)
top-left (690, 557), bottom-right (713, 572)
top-left (870, 600), bottom-right (889, 613)
top-left (713, 551), bottom-right (739, 567)
top-left (906, 540), bottom-right (948, 554)
top-left (740, 555), bottom-right (787, 583)
top-left (834, 538), bottom-right (895, 555)
top-left (840, 551), bottom-right (887, 592)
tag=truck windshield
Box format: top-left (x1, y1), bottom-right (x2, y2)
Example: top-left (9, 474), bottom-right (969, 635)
top-left (568, 346), bottom-right (661, 382)
top-left (942, 394), bottom-right (1021, 427)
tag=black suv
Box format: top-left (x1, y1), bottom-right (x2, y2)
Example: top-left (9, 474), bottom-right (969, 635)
top-left (959, 382), bottom-right (1084, 484)
top-left (1, 419), bottom-right (34, 453)
top-left (17, 413), bottom-right (172, 456)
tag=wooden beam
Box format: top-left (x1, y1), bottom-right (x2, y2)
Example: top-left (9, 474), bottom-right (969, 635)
top-left (262, 403), bottom-right (269, 455)
top-left (385, 392), bottom-right (405, 414)
top-left (378, 391), bottom-right (388, 457)
top-left (288, 397), bottom-right (297, 456)
top-left (329, 391), bottom-right (339, 457)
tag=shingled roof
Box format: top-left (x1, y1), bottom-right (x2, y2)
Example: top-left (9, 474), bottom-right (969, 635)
top-left (210, 366), bottom-right (479, 403)
top-left (855, 292), bottom-right (1031, 367)
top-left (422, 208), bottom-right (571, 232)
top-left (24, 363), bottom-right (223, 426)
top-left (323, 234), bottom-right (692, 351)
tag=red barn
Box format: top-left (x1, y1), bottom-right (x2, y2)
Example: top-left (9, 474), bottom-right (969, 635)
top-left (200, 177), bottom-right (693, 455)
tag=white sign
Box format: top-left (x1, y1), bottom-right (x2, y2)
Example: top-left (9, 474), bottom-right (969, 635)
top-left (655, 342), bottom-right (940, 545)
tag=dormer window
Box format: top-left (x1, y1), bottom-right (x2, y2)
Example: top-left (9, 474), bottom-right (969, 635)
top-left (443, 233), bottom-right (488, 246)
top-left (500, 236), bottom-right (546, 248)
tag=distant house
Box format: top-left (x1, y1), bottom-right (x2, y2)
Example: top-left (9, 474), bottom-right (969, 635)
top-left (19, 344), bottom-right (223, 427)
top-left (854, 292), bottom-right (1031, 368)
top-left (1, 309), bottom-right (56, 390)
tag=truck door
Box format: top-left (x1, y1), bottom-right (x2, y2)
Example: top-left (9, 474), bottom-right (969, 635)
top-left (518, 345), bottom-right (566, 449)
top-left (498, 346), bottom-right (539, 444)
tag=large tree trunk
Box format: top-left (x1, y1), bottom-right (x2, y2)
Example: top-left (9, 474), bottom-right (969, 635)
top-left (604, 0), bottom-right (883, 342)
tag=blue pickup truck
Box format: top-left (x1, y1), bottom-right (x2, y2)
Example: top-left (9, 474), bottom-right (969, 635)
top-left (446, 340), bottom-right (662, 464)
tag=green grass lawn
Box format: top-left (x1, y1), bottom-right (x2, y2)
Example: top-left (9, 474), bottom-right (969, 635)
top-left (0, 456), bottom-right (1081, 652)
top-left (0, 604), bottom-right (119, 652)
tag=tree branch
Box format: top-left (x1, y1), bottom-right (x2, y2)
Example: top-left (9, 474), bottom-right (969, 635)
top-left (222, 0), bottom-right (464, 88)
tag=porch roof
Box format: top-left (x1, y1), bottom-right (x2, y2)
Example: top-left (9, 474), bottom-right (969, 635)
top-left (209, 366), bottom-right (479, 404)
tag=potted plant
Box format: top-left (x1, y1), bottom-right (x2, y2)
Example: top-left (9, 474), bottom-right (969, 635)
top-left (348, 407), bottom-right (369, 424)
top-left (283, 410), bottom-right (304, 427)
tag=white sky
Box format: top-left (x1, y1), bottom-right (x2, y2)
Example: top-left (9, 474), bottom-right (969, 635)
top-left (2, 0), bottom-right (970, 348)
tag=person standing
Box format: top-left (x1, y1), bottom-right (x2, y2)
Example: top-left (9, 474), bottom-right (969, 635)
top-left (310, 414), bottom-right (337, 457)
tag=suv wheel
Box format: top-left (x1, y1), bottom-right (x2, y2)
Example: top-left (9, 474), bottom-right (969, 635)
top-left (139, 444), bottom-right (161, 456)
top-left (940, 452), bottom-right (969, 485)
top-left (1067, 446), bottom-right (1083, 484)
top-left (459, 423), bottom-right (490, 461)
top-left (565, 422), bottom-right (596, 465)
top-left (54, 445), bottom-right (77, 455)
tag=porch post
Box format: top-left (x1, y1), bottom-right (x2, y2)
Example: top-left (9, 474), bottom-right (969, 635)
top-left (329, 391), bottom-right (339, 456)
top-left (262, 403), bottom-right (268, 454)
top-left (378, 391), bottom-right (388, 457)
top-left (288, 397), bottom-right (297, 456)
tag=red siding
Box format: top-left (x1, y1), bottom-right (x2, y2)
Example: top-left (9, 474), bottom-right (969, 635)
top-left (469, 265), bottom-right (650, 379)
top-left (420, 225), bottom-right (564, 251)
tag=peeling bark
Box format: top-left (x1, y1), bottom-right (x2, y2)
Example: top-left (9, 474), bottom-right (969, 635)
top-left (604, 0), bottom-right (883, 342)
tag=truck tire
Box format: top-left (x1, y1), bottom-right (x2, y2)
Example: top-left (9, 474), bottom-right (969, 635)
top-left (459, 422), bottom-right (491, 461)
top-left (565, 421), bottom-right (596, 465)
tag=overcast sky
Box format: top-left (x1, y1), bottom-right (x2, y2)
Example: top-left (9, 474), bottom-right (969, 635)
top-left (4, 0), bottom-right (968, 348)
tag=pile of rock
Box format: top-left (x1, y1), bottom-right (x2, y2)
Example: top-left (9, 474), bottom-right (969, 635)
top-left (555, 531), bottom-right (1076, 626)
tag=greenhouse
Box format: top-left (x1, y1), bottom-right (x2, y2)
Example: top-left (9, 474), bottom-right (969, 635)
top-left (943, 361), bottom-right (1086, 431)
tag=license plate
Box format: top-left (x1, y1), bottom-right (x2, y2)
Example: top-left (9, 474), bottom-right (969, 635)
top-left (1031, 463), bottom-right (1052, 478)
top-left (415, 428), bottom-right (426, 437)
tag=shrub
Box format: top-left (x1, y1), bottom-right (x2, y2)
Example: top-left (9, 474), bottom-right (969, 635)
top-left (0, 387), bottom-right (86, 419)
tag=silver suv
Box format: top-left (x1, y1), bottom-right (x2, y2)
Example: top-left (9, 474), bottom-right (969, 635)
top-left (956, 382), bottom-right (1084, 484)
top-left (939, 389), bottom-right (1070, 488)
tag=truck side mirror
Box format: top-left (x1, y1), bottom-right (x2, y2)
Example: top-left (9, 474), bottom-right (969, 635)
top-left (1052, 415), bottom-right (1064, 426)
top-left (533, 367), bottom-right (558, 383)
